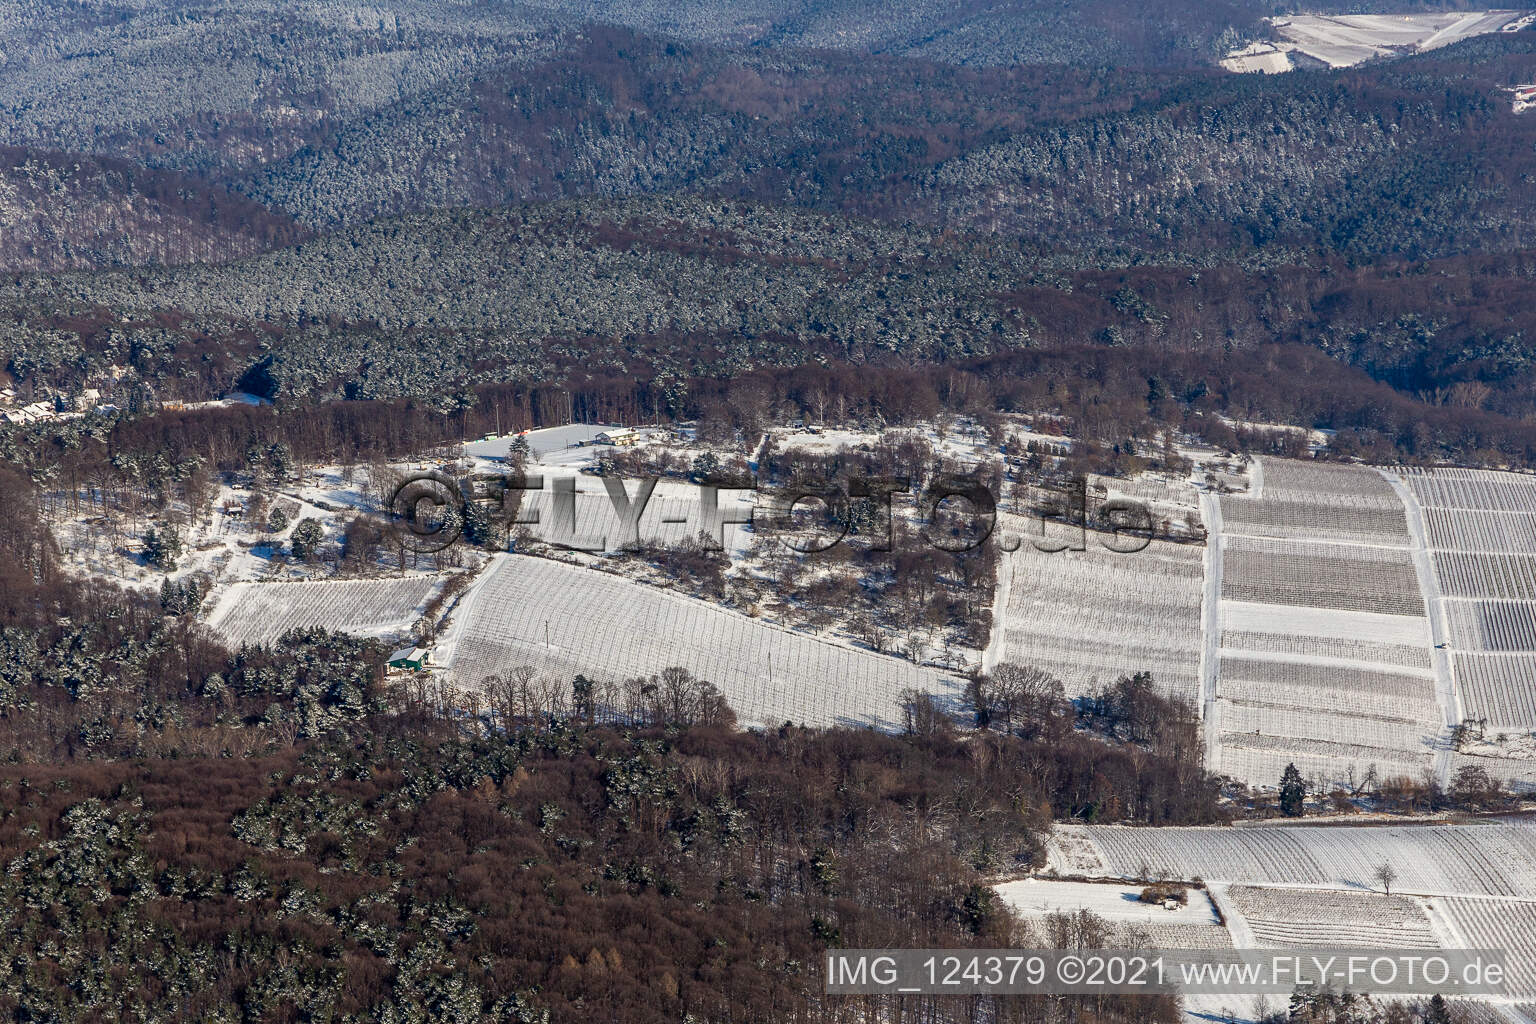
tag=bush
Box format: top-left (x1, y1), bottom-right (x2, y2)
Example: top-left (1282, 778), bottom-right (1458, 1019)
top-left (1138, 882), bottom-right (1187, 905)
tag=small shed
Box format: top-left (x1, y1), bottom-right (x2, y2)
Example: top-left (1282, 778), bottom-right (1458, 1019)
top-left (388, 647), bottom-right (431, 671)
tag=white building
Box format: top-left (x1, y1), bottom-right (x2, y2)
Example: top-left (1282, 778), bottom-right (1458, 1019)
top-left (595, 427), bottom-right (639, 447)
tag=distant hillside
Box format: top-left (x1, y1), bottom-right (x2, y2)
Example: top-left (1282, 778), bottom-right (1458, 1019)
top-left (532, 0), bottom-right (1265, 65)
top-left (239, 29), bottom-right (1181, 228)
top-left (237, 28), bottom-right (1536, 261)
top-left (0, 147), bottom-right (304, 273)
top-left (0, 0), bottom-right (559, 176)
top-left (7, 196), bottom-right (1536, 419)
top-left (4, 4), bottom-right (1533, 261)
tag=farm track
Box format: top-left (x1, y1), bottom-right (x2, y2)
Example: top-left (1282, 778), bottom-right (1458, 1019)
top-left (1199, 490), bottom-right (1223, 768)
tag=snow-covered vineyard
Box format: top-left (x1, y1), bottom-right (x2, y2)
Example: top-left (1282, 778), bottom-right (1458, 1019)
top-left (1031, 821), bottom-right (1536, 1007)
top-left (439, 554), bottom-right (964, 730)
top-left (1406, 469), bottom-right (1536, 733)
top-left (196, 455), bottom-right (1536, 794)
top-left (993, 517), bottom-right (1206, 708)
top-left (207, 576), bottom-right (446, 646)
top-left (1207, 460), bottom-right (1445, 789)
top-left (1046, 821), bottom-right (1536, 897)
top-left (196, 451), bottom-right (1536, 1016)
top-left (1223, 884), bottom-right (1440, 949)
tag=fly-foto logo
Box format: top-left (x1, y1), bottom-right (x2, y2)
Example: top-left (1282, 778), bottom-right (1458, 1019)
top-left (386, 471), bottom-right (1157, 555)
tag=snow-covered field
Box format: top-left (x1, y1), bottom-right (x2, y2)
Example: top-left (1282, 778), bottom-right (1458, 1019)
top-left (1433, 897), bottom-right (1536, 998)
top-left (992, 456), bottom-right (1536, 791)
top-left (1224, 884), bottom-right (1441, 948)
top-left (1223, 11), bottom-right (1532, 72)
top-left (1210, 459), bottom-right (1443, 789)
top-left (1034, 822), bottom-right (1536, 1020)
top-left (1218, 459), bottom-right (1410, 546)
top-left (207, 575), bottom-right (446, 646)
top-left (997, 878), bottom-right (1237, 952)
top-left (441, 553), bottom-right (963, 729)
top-left (1221, 536), bottom-right (1425, 617)
top-left (64, 432), bottom-right (1529, 796)
top-left (1406, 469), bottom-right (1536, 733)
top-left (992, 515), bottom-right (1206, 706)
top-left (994, 878), bottom-right (1219, 924)
top-left (1044, 821), bottom-right (1536, 898)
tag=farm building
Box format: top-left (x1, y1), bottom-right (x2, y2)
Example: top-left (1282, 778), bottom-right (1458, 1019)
top-left (388, 647), bottom-right (432, 671)
top-left (595, 427), bottom-right (638, 446)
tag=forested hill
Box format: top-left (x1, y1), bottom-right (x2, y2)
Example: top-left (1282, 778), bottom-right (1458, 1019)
top-left (0, 0), bottom-right (1261, 132)
top-left (2, 4), bottom-right (1536, 464)
top-left (7, 197), bottom-right (1536, 465)
top-left (1, 25), bottom-right (1534, 263)
top-left (238, 34), bottom-right (1187, 230)
top-left (236, 26), bottom-right (1536, 257)
top-left (0, 147), bottom-right (305, 273)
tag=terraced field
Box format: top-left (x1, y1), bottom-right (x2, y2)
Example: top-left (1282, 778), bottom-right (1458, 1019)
top-left (1219, 458), bottom-right (1410, 547)
top-left (1426, 508), bottom-right (1536, 553)
top-left (1218, 679), bottom-right (1436, 748)
top-left (1212, 739), bottom-right (1432, 793)
top-left (1217, 658), bottom-right (1438, 724)
top-left (1411, 472), bottom-right (1536, 514)
top-left (1220, 631), bottom-right (1431, 672)
top-left (1453, 657), bottom-right (1536, 728)
top-left (1113, 921), bottom-right (1235, 950)
top-left (1434, 552), bottom-right (1536, 601)
top-left (444, 554), bottom-right (962, 729)
top-left (1216, 500), bottom-right (1410, 546)
top-left (207, 576), bottom-right (445, 645)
